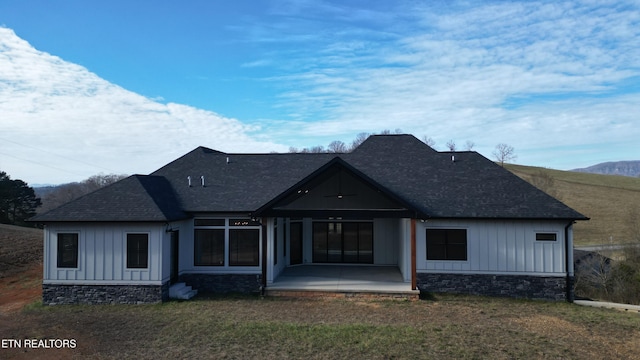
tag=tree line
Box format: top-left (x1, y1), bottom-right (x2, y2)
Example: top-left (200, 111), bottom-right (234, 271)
top-left (36, 174), bottom-right (127, 214)
top-left (0, 172), bottom-right (126, 226)
top-left (1, 132), bottom-right (517, 227)
top-left (288, 130), bottom-right (517, 166)
top-left (574, 207), bottom-right (640, 304)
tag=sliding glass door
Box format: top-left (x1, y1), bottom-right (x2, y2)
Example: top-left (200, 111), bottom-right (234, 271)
top-left (312, 221), bottom-right (373, 264)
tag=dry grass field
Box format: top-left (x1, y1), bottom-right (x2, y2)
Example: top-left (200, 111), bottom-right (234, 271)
top-left (0, 294), bottom-right (638, 359)
top-left (1, 223), bottom-right (640, 359)
top-left (506, 164), bottom-right (640, 246)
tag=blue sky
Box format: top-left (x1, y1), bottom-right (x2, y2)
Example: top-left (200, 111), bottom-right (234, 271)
top-left (0, 0), bottom-right (639, 185)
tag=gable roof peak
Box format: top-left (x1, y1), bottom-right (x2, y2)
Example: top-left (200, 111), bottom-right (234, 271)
top-left (352, 133), bottom-right (436, 154)
top-left (195, 146), bottom-right (226, 155)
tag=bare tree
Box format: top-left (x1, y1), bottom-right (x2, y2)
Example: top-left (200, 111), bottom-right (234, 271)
top-left (83, 174), bottom-right (127, 192)
top-left (493, 143), bottom-right (516, 166)
top-left (350, 132), bottom-right (370, 151)
top-left (378, 128), bottom-right (403, 135)
top-left (38, 173), bottom-right (127, 214)
top-left (574, 250), bottom-right (614, 299)
top-left (421, 136), bottom-right (436, 149)
top-left (446, 140), bottom-right (456, 151)
top-left (576, 209), bottom-right (640, 304)
top-left (327, 140), bottom-right (348, 153)
top-left (290, 130), bottom-right (402, 154)
top-left (464, 140), bottom-right (475, 151)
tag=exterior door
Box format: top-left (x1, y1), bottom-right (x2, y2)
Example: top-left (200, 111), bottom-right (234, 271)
top-left (312, 222), bottom-right (373, 264)
top-left (170, 231), bottom-right (179, 284)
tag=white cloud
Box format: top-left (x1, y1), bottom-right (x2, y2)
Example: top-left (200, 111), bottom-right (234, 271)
top-left (2, 0), bottom-right (639, 184)
top-left (255, 0), bottom-right (640, 168)
top-left (0, 27), bottom-right (287, 184)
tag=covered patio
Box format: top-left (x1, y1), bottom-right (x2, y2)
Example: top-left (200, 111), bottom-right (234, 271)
top-left (266, 265), bottom-right (418, 297)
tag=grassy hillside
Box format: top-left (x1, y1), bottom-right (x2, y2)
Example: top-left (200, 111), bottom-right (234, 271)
top-left (505, 164), bottom-right (640, 246)
top-left (0, 224), bottom-right (42, 279)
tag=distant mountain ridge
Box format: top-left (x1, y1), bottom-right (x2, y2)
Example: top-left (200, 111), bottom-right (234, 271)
top-left (572, 161), bottom-right (640, 177)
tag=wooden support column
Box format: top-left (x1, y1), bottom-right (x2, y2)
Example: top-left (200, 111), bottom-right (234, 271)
top-left (261, 218), bottom-right (267, 288)
top-left (411, 218), bottom-right (417, 290)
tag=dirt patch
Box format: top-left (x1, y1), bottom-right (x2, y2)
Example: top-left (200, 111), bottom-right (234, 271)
top-left (0, 224), bottom-right (43, 314)
top-left (0, 263), bottom-right (42, 314)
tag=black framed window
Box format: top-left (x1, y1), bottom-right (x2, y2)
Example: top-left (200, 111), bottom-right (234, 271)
top-left (194, 219), bottom-right (225, 226)
top-left (194, 229), bottom-right (225, 266)
top-left (57, 233), bottom-right (78, 268)
top-left (127, 234), bottom-right (149, 269)
top-left (229, 229), bottom-right (260, 266)
top-left (536, 233), bottom-right (557, 241)
top-left (426, 229), bottom-right (467, 261)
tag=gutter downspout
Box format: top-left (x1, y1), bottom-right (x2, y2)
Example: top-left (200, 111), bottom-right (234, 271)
top-left (565, 221), bottom-right (576, 303)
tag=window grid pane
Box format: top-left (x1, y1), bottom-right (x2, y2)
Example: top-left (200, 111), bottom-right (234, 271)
top-left (57, 233), bottom-right (78, 268)
top-left (427, 229), bottom-right (467, 261)
top-left (127, 234), bottom-right (148, 269)
top-left (194, 229), bottom-right (225, 266)
top-left (229, 229), bottom-right (259, 266)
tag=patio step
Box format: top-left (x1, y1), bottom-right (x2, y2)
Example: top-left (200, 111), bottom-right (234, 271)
top-left (265, 289), bottom-right (420, 301)
top-left (169, 282), bottom-right (198, 300)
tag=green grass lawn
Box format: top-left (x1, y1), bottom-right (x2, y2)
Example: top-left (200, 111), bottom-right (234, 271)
top-left (505, 164), bottom-right (640, 246)
top-left (2, 294), bottom-right (639, 359)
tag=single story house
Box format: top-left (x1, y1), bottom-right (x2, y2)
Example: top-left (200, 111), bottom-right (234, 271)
top-left (31, 134), bottom-right (588, 304)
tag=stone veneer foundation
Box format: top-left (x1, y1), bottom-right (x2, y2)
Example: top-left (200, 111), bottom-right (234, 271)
top-left (179, 273), bottom-right (262, 294)
top-left (42, 283), bottom-right (169, 305)
top-left (417, 273), bottom-right (572, 301)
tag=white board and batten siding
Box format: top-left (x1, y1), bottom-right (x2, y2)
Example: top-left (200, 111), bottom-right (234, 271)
top-left (416, 219), bottom-right (569, 276)
top-left (43, 223), bottom-right (167, 285)
top-left (373, 218), bottom-right (399, 265)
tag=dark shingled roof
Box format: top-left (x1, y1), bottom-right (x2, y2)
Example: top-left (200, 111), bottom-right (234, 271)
top-left (31, 134), bottom-right (588, 222)
top-left (345, 135), bottom-right (587, 219)
top-left (31, 175), bottom-right (187, 222)
top-left (150, 147), bottom-right (336, 213)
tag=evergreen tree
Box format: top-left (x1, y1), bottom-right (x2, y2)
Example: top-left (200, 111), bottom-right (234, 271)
top-left (0, 171), bottom-right (42, 226)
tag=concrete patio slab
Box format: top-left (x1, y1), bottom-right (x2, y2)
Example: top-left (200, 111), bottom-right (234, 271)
top-left (267, 265), bottom-right (414, 293)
